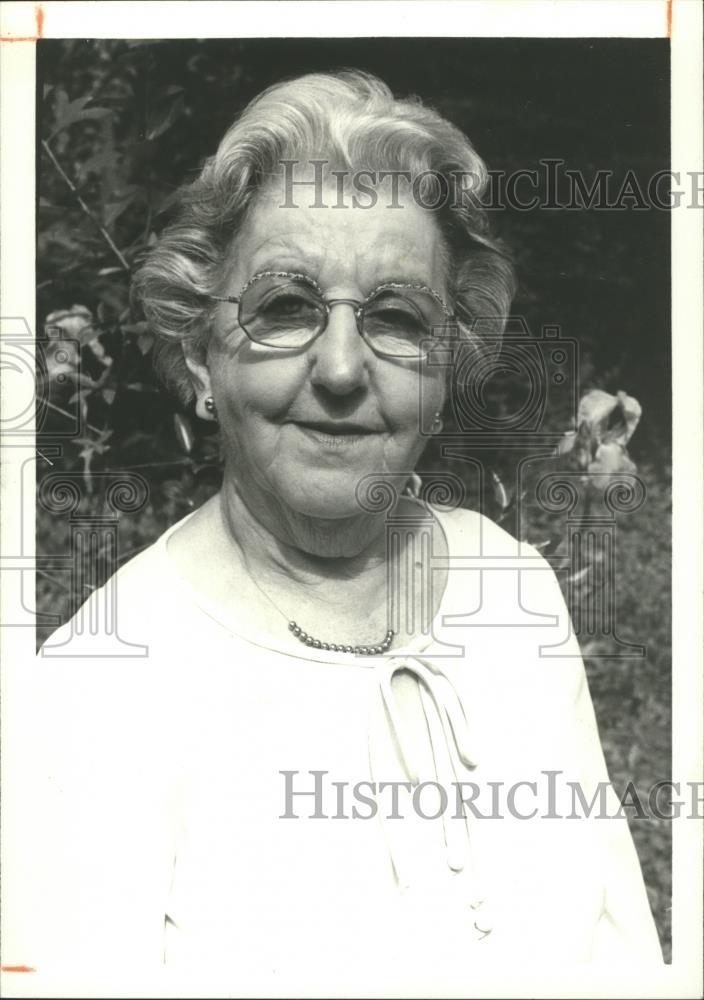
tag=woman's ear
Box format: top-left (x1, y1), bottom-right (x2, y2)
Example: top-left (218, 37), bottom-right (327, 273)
top-left (182, 340), bottom-right (216, 421)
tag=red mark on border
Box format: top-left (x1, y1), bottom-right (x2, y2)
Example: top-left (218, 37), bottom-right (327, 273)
top-left (1, 965), bottom-right (36, 973)
top-left (666, 0), bottom-right (672, 38)
top-left (0, 4), bottom-right (44, 42)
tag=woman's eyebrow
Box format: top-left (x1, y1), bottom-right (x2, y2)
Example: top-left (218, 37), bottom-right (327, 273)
top-left (243, 267), bottom-right (321, 294)
top-left (372, 273), bottom-right (436, 289)
top-left (248, 236), bottom-right (323, 273)
top-left (246, 260), bottom-right (321, 286)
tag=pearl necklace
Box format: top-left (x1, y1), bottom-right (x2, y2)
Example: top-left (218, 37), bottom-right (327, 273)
top-left (288, 620), bottom-right (395, 656)
top-left (218, 494), bottom-right (398, 656)
top-left (240, 547), bottom-right (396, 656)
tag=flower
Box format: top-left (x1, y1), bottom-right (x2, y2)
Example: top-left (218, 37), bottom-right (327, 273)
top-left (557, 389), bottom-right (641, 478)
top-left (44, 304), bottom-right (112, 373)
top-left (45, 304), bottom-right (94, 341)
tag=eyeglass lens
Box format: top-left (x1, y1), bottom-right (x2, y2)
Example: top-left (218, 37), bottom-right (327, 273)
top-left (237, 274), bottom-right (445, 357)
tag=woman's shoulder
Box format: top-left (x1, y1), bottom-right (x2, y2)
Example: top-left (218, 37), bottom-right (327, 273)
top-left (434, 503), bottom-right (538, 558)
top-left (96, 512), bottom-right (187, 600)
top-left (38, 511), bottom-right (197, 659)
top-left (434, 503), bottom-right (573, 643)
top-left (435, 505), bottom-right (587, 705)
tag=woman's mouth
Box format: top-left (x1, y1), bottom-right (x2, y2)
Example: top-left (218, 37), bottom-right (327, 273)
top-left (290, 420), bottom-right (382, 448)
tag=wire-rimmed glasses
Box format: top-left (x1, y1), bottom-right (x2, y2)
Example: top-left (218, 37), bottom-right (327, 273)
top-left (207, 270), bottom-right (456, 359)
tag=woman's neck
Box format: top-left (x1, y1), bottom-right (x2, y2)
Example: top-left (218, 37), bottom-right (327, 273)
top-left (219, 478), bottom-right (391, 586)
top-left (167, 482), bottom-right (448, 651)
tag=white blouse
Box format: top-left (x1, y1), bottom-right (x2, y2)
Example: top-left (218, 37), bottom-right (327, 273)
top-left (2, 504), bottom-right (662, 995)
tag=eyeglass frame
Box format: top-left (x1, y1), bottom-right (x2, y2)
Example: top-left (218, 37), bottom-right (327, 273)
top-left (205, 270), bottom-right (458, 359)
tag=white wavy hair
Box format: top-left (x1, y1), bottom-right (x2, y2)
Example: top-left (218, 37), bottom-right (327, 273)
top-left (134, 70), bottom-right (516, 405)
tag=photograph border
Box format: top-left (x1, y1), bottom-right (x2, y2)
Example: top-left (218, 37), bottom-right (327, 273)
top-left (1, 2), bottom-right (701, 997)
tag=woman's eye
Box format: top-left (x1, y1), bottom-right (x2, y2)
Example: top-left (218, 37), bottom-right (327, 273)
top-left (381, 309), bottom-right (410, 326)
top-left (368, 303), bottom-right (424, 331)
top-left (263, 293), bottom-right (314, 316)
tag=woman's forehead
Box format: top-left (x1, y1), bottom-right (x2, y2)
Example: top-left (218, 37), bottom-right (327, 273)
top-left (228, 186), bottom-right (448, 291)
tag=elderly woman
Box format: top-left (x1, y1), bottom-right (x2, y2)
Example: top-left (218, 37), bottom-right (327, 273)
top-left (8, 71), bottom-right (660, 992)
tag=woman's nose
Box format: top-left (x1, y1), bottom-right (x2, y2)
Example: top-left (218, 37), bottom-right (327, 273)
top-left (308, 302), bottom-right (368, 395)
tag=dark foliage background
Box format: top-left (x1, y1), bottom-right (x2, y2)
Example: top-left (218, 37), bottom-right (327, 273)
top-left (35, 38), bottom-right (671, 958)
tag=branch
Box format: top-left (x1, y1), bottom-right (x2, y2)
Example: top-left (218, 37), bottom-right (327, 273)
top-left (44, 400), bottom-right (102, 436)
top-left (41, 139), bottom-right (130, 273)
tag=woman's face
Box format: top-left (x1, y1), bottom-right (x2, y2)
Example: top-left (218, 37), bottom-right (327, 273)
top-left (194, 184), bottom-right (449, 520)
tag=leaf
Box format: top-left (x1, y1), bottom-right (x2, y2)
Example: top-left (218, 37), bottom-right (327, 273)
top-left (530, 533), bottom-right (565, 557)
top-left (490, 470), bottom-right (509, 510)
top-left (154, 189), bottom-right (181, 216)
top-left (86, 338), bottom-right (113, 367)
top-left (173, 413), bottom-right (194, 454)
top-left (78, 107), bottom-right (112, 121)
top-left (77, 371), bottom-right (103, 388)
top-left (80, 150), bottom-right (122, 180)
top-left (146, 90), bottom-right (185, 141)
top-left (101, 388), bottom-right (116, 405)
top-left (137, 332), bottom-right (155, 355)
top-left (533, 539), bottom-right (554, 552)
top-left (44, 342), bottom-right (79, 381)
top-left (74, 429), bottom-right (112, 450)
top-left (126, 382), bottom-right (158, 393)
top-left (568, 565), bottom-right (592, 586)
top-left (588, 441), bottom-right (637, 476)
top-left (49, 93), bottom-right (112, 139)
top-left (121, 321), bottom-right (148, 336)
top-left (103, 185), bottom-right (142, 228)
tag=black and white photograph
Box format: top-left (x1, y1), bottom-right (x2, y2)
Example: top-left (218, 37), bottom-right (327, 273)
top-left (0, 2), bottom-right (702, 997)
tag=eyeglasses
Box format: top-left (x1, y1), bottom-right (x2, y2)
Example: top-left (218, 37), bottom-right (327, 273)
top-left (207, 270), bottom-right (456, 359)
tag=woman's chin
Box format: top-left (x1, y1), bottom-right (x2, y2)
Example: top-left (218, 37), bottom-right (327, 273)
top-left (273, 473), bottom-right (373, 522)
